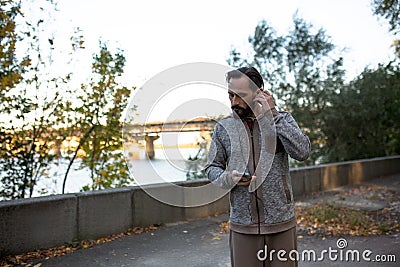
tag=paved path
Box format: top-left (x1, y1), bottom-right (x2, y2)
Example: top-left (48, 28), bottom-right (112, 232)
top-left (28, 175), bottom-right (400, 267)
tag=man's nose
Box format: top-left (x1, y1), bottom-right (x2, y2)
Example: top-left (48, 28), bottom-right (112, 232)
top-left (231, 95), bottom-right (240, 105)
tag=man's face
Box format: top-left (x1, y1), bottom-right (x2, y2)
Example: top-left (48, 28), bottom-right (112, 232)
top-left (228, 76), bottom-right (257, 118)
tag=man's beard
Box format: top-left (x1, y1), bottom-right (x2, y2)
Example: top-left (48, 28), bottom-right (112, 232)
top-left (231, 105), bottom-right (253, 118)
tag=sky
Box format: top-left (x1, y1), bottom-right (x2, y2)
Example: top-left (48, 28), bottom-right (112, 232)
top-left (53, 0), bottom-right (395, 87)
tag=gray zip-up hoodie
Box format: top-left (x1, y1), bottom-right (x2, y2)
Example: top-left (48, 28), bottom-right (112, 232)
top-left (205, 111), bottom-right (310, 234)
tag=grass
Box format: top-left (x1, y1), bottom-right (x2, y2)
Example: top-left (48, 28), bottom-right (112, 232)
top-left (296, 201), bottom-right (398, 236)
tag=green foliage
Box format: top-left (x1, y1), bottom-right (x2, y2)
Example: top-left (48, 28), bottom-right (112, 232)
top-left (66, 42), bottom-right (133, 192)
top-left (0, 0), bottom-right (25, 94)
top-left (320, 63), bottom-right (400, 162)
top-left (0, 0), bottom-right (67, 199)
top-left (185, 138), bottom-right (208, 180)
top-left (372, 0), bottom-right (400, 34)
top-left (1, 1), bottom-right (133, 199)
top-left (372, 0), bottom-right (400, 56)
top-left (228, 15), bottom-right (345, 165)
top-left (228, 14), bottom-right (400, 165)
top-left (227, 19), bottom-right (286, 91)
top-left (0, 6), bottom-right (23, 198)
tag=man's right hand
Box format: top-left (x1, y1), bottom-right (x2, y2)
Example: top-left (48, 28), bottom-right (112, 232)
top-left (231, 170), bottom-right (256, 187)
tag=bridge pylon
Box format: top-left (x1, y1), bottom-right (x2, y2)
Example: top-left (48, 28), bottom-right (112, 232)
top-left (145, 135), bottom-right (160, 159)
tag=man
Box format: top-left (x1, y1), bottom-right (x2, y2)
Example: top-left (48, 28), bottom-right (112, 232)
top-left (205, 67), bottom-right (311, 266)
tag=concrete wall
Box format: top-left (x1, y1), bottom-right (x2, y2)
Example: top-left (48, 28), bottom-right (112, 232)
top-left (290, 155), bottom-right (400, 196)
top-left (1, 155), bottom-right (399, 257)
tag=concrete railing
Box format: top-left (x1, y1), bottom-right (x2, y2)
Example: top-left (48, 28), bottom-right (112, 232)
top-left (1, 155), bottom-right (400, 257)
top-left (290, 155), bottom-right (400, 195)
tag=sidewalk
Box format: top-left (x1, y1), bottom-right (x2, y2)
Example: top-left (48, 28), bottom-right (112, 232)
top-left (23, 174), bottom-right (400, 266)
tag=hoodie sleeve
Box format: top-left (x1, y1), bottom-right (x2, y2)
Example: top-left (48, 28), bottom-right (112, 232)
top-left (274, 111), bottom-right (311, 161)
top-left (205, 123), bottom-right (236, 189)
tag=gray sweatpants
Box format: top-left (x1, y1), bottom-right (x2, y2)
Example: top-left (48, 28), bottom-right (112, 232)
top-left (229, 227), bottom-right (298, 267)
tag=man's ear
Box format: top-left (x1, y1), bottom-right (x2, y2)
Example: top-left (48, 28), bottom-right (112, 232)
top-left (253, 89), bottom-right (262, 98)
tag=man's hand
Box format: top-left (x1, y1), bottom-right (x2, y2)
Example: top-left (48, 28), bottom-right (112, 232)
top-left (231, 170), bottom-right (257, 187)
top-left (253, 89), bottom-right (276, 117)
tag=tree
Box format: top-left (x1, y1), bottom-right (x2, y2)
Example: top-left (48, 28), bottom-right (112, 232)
top-left (62, 42), bottom-right (133, 192)
top-left (228, 15), bottom-right (346, 165)
top-left (0, 0), bottom-right (83, 199)
top-left (0, 0), bottom-right (62, 199)
top-left (0, 0), bottom-right (26, 199)
top-left (321, 63), bottom-right (400, 162)
top-left (0, 0), bottom-right (25, 94)
top-left (1, 1), bottom-right (134, 199)
top-left (228, 20), bottom-right (286, 92)
top-left (372, 0), bottom-right (400, 34)
top-left (372, 0), bottom-right (400, 56)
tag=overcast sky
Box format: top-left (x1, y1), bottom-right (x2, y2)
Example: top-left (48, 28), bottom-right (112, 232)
top-left (31, 0), bottom-right (396, 150)
top-left (53, 0), bottom-right (395, 87)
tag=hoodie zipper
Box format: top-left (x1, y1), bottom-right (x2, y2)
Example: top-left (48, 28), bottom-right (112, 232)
top-left (248, 118), bottom-right (261, 234)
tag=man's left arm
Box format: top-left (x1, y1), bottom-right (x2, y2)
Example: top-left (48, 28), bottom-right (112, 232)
top-left (254, 90), bottom-right (311, 161)
top-left (273, 111), bottom-right (311, 161)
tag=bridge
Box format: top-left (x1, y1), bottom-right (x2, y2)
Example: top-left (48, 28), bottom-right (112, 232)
top-left (124, 116), bottom-right (223, 158)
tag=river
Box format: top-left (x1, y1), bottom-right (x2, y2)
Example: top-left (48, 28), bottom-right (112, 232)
top-left (31, 147), bottom-right (204, 197)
